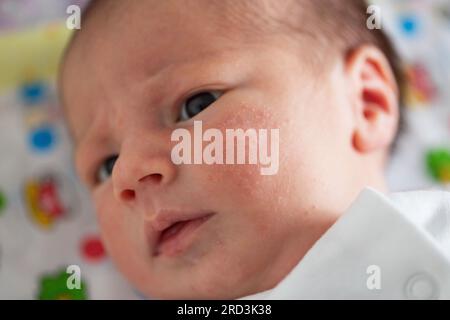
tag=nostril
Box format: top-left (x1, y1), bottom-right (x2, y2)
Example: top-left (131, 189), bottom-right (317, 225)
top-left (139, 173), bottom-right (163, 184)
top-left (121, 189), bottom-right (136, 201)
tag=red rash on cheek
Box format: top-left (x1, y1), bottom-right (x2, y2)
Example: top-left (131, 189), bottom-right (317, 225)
top-left (206, 164), bottom-right (263, 197)
top-left (213, 102), bottom-right (276, 130)
top-left (199, 102), bottom-right (283, 202)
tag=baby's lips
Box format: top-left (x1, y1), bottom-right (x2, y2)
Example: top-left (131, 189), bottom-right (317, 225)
top-left (154, 216), bottom-right (213, 257)
top-left (149, 209), bottom-right (215, 232)
top-left (144, 209), bottom-right (216, 255)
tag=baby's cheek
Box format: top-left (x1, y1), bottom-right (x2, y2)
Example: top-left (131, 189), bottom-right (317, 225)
top-left (202, 102), bottom-right (284, 195)
top-left (214, 102), bottom-right (276, 130)
top-left (93, 188), bottom-right (140, 260)
top-left (93, 191), bottom-right (155, 284)
top-left (94, 194), bottom-right (123, 253)
top-left (205, 164), bottom-right (265, 198)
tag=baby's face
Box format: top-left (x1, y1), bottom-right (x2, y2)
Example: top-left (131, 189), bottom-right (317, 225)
top-left (62, 1), bottom-right (372, 299)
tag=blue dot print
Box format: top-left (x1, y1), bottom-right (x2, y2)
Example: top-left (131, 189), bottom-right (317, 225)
top-left (20, 81), bottom-right (47, 105)
top-left (400, 15), bottom-right (420, 36)
top-left (29, 125), bottom-right (57, 152)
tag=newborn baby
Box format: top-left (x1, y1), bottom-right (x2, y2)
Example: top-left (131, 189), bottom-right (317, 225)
top-left (59, 0), bottom-right (450, 299)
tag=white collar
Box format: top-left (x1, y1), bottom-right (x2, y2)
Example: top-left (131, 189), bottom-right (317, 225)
top-left (238, 187), bottom-right (450, 299)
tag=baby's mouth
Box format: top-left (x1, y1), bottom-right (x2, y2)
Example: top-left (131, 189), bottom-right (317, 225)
top-left (152, 212), bottom-right (215, 257)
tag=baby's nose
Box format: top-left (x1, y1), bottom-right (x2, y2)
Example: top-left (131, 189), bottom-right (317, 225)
top-left (112, 152), bottom-right (177, 204)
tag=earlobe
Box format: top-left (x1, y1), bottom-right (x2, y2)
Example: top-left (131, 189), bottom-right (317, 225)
top-left (345, 46), bottom-right (400, 154)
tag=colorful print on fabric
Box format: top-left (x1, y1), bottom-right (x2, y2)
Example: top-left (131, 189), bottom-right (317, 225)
top-left (37, 268), bottom-right (87, 300)
top-left (426, 148), bottom-right (450, 184)
top-left (23, 174), bottom-right (73, 229)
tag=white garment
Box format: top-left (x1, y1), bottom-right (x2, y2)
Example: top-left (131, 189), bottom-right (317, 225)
top-left (240, 187), bottom-right (450, 300)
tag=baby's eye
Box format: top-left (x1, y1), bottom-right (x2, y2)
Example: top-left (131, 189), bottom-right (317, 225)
top-left (179, 91), bottom-right (221, 121)
top-left (96, 155), bottom-right (119, 184)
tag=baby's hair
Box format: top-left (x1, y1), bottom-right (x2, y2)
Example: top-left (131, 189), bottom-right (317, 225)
top-left (76, 0), bottom-right (404, 146)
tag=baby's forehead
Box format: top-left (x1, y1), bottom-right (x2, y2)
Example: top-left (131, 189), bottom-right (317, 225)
top-left (61, 0), bottom-right (310, 144)
top-left (64, 0), bottom-right (308, 90)
top-left (80, 0), bottom-right (300, 40)
top-left (63, 1), bottom-right (296, 91)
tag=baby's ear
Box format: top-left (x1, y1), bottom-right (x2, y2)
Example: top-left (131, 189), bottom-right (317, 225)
top-left (345, 45), bottom-right (399, 154)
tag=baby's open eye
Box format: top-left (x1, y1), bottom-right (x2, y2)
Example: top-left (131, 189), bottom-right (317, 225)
top-left (96, 155), bottom-right (119, 184)
top-left (179, 91), bottom-right (221, 121)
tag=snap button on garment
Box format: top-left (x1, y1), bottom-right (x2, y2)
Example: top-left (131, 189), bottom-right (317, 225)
top-left (404, 273), bottom-right (440, 300)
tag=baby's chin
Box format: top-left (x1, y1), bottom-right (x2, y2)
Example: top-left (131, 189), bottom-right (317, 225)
top-left (136, 252), bottom-right (270, 299)
top-left (148, 284), bottom-right (258, 300)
